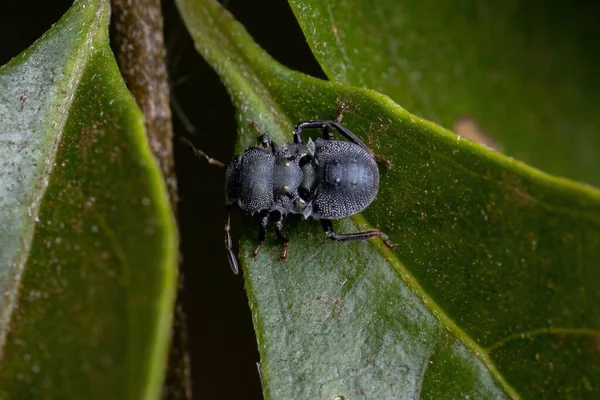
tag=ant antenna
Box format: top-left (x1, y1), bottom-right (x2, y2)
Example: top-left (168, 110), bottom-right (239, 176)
top-left (180, 137), bottom-right (225, 167)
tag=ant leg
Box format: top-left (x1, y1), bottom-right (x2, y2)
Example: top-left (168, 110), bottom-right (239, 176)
top-left (325, 121), bottom-right (371, 153)
top-left (252, 210), bottom-right (270, 258)
top-left (180, 137), bottom-right (225, 167)
top-left (250, 122), bottom-right (272, 150)
top-left (293, 127), bottom-right (304, 145)
top-left (323, 103), bottom-right (346, 140)
top-left (321, 220), bottom-right (396, 249)
top-left (224, 208), bottom-right (239, 274)
top-left (295, 120), bottom-right (393, 169)
top-left (374, 154), bottom-right (394, 170)
top-left (294, 120), bottom-right (371, 154)
top-left (325, 121), bottom-right (393, 169)
top-left (295, 103), bottom-right (348, 144)
top-left (258, 135), bottom-right (272, 150)
top-left (294, 104), bottom-right (391, 168)
top-left (273, 212), bottom-right (290, 261)
top-left (295, 103), bottom-right (347, 144)
top-left (327, 122), bottom-right (393, 169)
top-left (323, 125), bottom-right (334, 140)
top-left (334, 102), bottom-right (346, 123)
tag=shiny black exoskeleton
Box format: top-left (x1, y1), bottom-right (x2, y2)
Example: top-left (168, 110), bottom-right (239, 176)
top-left (220, 106), bottom-right (395, 274)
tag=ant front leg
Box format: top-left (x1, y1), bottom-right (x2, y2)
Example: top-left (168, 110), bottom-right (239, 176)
top-left (273, 212), bottom-right (290, 261)
top-left (321, 219), bottom-right (396, 249)
top-left (252, 210), bottom-right (270, 258)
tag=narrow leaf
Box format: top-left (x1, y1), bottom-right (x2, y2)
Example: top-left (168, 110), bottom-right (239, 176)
top-left (0, 0), bottom-right (177, 398)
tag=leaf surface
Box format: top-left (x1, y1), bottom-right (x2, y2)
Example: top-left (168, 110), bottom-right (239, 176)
top-left (0, 1), bottom-right (177, 398)
top-left (288, 0), bottom-right (600, 186)
top-left (177, 0), bottom-right (600, 398)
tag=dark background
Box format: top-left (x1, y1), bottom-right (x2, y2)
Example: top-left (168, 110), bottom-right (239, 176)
top-left (0, 1), bottom-right (324, 399)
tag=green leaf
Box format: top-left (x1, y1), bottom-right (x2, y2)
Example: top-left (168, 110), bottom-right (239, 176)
top-left (288, 0), bottom-right (600, 186)
top-left (0, 0), bottom-right (177, 398)
top-left (177, 0), bottom-right (600, 398)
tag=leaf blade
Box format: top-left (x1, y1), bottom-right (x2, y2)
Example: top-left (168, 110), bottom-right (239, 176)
top-left (288, 0), bottom-right (600, 186)
top-left (0, 0), bottom-right (108, 339)
top-left (177, 0), bottom-right (600, 398)
top-left (0, 0), bottom-right (177, 398)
